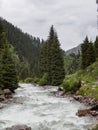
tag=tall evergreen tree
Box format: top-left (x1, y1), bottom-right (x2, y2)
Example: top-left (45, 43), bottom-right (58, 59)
top-left (94, 36), bottom-right (98, 59)
top-left (39, 26), bottom-right (65, 86)
top-left (0, 21), bottom-right (3, 87)
top-left (0, 21), bottom-right (3, 35)
top-left (87, 41), bottom-right (95, 65)
top-left (81, 36), bottom-right (89, 69)
top-left (47, 26), bottom-right (55, 84)
top-left (50, 33), bottom-right (65, 85)
top-left (81, 36), bottom-right (95, 69)
top-left (0, 32), bottom-right (18, 91)
top-left (39, 41), bottom-right (48, 77)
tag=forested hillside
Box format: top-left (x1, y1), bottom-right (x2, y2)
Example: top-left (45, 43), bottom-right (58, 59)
top-left (0, 17), bottom-right (42, 79)
top-left (61, 36), bottom-right (98, 98)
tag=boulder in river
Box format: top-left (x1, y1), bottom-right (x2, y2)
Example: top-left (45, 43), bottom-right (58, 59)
top-left (77, 105), bottom-right (98, 117)
top-left (3, 89), bottom-right (12, 99)
top-left (76, 109), bottom-right (90, 117)
top-left (6, 125), bottom-right (31, 130)
top-left (0, 95), bottom-right (5, 102)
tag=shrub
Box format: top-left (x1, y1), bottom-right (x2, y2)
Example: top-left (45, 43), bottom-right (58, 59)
top-left (24, 77), bottom-right (34, 83)
top-left (33, 77), bottom-right (39, 83)
top-left (61, 79), bottom-right (81, 93)
top-left (61, 80), bottom-right (71, 92)
top-left (39, 73), bottom-right (48, 86)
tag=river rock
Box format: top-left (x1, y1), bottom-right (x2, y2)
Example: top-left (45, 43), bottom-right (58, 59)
top-left (6, 125), bottom-right (31, 130)
top-left (73, 95), bottom-right (83, 101)
top-left (3, 89), bottom-right (12, 98)
top-left (76, 109), bottom-right (90, 117)
top-left (58, 87), bottom-right (63, 91)
top-left (77, 106), bottom-right (98, 117)
top-left (73, 95), bottom-right (98, 106)
top-left (0, 95), bottom-right (5, 102)
top-left (90, 104), bottom-right (98, 111)
top-left (90, 111), bottom-right (98, 116)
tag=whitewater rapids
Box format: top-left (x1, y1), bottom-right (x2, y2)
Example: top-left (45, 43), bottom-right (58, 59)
top-left (0, 84), bottom-right (95, 130)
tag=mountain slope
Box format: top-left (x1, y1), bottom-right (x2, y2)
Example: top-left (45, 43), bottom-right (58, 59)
top-left (65, 45), bottom-right (81, 56)
top-left (0, 18), bottom-right (42, 77)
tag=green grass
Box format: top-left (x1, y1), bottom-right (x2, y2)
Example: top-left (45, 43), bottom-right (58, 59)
top-left (61, 61), bottom-right (98, 98)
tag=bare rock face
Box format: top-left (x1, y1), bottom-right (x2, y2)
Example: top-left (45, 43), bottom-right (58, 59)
top-left (6, 125), bottom-right (31, 130)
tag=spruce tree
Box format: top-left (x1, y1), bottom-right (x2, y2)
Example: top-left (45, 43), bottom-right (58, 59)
top-left (87, 41), bottom-right (95, 65)
top-left (81, 36), bottom-right (95, 69)
top-left (47, 26), bottom-right (55, 84)
top-left (50, 33), bottom-right (65, 85)
top-left (39, 26), bottom-right (65, 86)
top-left (0, 21), bottom-right (3, 36)
top-left (0, 32), bottom-right (18, 92)
top-left (94, 36), bottom-right (98, 59)
top-left (0, 21), bottom-right (3, 88)
top-left (39, 41), bottom-right (48, 77)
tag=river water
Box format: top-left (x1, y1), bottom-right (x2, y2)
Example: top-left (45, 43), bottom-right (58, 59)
top-left (0, 84), bottom-right (95, 130)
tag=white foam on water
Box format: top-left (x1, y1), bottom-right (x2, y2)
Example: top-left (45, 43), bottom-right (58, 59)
top-left (0, 83), bottom-right (95, 130)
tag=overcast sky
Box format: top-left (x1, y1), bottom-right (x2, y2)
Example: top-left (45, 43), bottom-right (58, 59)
top-left (0, 0), bottom-right (98, 51)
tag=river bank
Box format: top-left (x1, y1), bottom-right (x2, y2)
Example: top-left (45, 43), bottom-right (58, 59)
top-left (57, 87), bottom-right (98, 130)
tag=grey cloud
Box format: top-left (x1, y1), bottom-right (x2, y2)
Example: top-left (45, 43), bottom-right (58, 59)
top-left (0, 0), bottom-right (97, 50)
top-left (0, 0), bottom-right (2, 7)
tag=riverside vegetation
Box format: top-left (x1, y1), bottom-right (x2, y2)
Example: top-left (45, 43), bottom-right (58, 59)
top-left (61, 36), bottom-right (98, 98)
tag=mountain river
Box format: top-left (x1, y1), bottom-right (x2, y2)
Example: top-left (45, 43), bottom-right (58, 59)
top-left (0, 84), bottom-right (95, 130)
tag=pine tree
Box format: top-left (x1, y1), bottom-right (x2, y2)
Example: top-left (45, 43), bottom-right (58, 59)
top-left (0, 32), bottom-right (18, 92)
top-left (81, 36), bottom-right (89, 69)
top-left (50, 33), bottom-right (65, 85)
top-left (0, 21), bottom-right (3, 88)
top-left (81, 36), bottom-right (95, 69)
top-left (39, 42), bottom-right (48, 77)
top-left (47, 26), bottom-right (55, 84)
top-left (0, 21), bottom-right (3, 35)
top-left (87, 41), bottom-right (95, 65)
top-left (94, 36), bottom-right (98, 59)
top-left (39, 26), bottom-right (65, 86)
